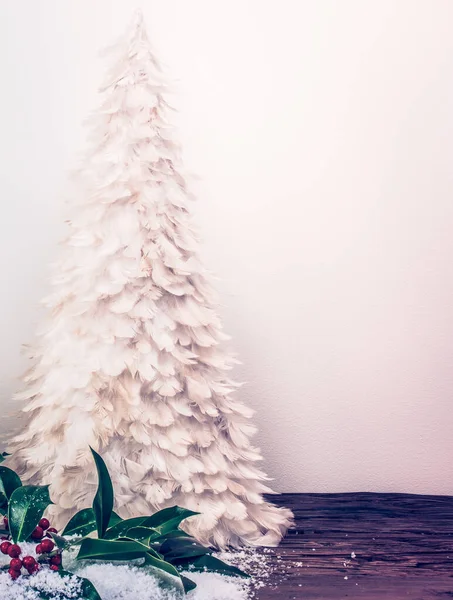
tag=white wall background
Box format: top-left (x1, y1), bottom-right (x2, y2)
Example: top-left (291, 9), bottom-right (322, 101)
top-left (1, 0), bottom-right (453, 494)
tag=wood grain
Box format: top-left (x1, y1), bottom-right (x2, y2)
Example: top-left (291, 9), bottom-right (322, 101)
top-left (254, 493), bottom-right (453, 599)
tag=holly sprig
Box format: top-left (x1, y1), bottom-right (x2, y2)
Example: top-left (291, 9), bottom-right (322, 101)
top-left (0, 448), bottom-right (249, 598)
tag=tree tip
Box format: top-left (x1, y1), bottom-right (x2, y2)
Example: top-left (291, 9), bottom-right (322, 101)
top-left (124, 7), bottom-right (150, 48)
top-left (133, 7), bottom-right (144, 26)
top-left (131, 7), bottom-right (146, 35)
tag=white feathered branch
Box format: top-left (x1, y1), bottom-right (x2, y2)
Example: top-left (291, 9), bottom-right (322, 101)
top-left (7, 10), bottom-right (293, 549)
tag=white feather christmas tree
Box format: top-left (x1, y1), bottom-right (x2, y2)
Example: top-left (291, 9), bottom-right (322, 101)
top-left (7, 12), bottom-right (293, 549)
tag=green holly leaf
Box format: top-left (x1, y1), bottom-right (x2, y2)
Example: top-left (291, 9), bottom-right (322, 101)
top-left (141, 507), bottom-right (199, 536)
top-left (0, 453), bottom-right (10, 464)
top-left (150, 529), bottom-right (192, 542)
top-left (62, 571), bottom-right (102, 600)
top-left (80, 576), bottom-right (102, 600)
top-left (181, 575), bottom-right (197, 593)
top-left (8, 485), bottom-right (52, 543)
top-left (90, 447), bottom-right (114, 539)
top-left (62, 508), bottom-right (96, 538)
top-left (123, 526), bottom-right (160, 546)
top-left (0, 466), bottom-right (22, 504)
top-left (159, 537), bottom-right (212, 563)
top-left (63, 508), bottom-right (121, 538)
top-left (117, 536), bottom-right (164, 561)
top-left (143, 552), bottom-right (182, 578)
top-left (108, 511), bottom-right (122, 527)
top-left (77, 538), bottom-right (149, 561)
top-left (48, 532), bottom-right (70, 550)
top-left (104, 516), bottom-right (148, 539)
top-left (143, 553), bottom-right (191, 594)
top-left (118, 538), bottom-right (163, 560)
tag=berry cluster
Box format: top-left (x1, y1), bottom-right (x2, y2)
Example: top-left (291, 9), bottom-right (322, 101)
top-left (0, 516), bottom-right (62, 580)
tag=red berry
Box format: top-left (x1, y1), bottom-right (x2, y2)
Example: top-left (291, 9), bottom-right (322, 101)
top-left (0, 541), bottom-right (11, 554)
top-left (9, 558), bottom-right (22, 570)
top-left (8, 568), bottom-right (20, 580)
top-left (35, 544), bottom-right (43, 554)
top-left (39, 518), bottom-right (50, 530)
top-left (31, 526), bottom-right (44, 540)
top-left (22, 556), bottom-right (36, 569)
top-left (8, 544), bottom-right (21, 558)
top-left (40, 539), bottom-right (54, 553)
top-left (50, 554), bottom-right (61, 565)
top-left (3, 516), bottom-right (8, 528)
top-left (27, 563), bottom-right (39, 575)
top-left (49, 564), bottom-right (59, 571)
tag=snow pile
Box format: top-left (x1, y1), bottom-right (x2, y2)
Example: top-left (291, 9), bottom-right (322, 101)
top-left (215, 547), bottom-right (273, 594)
top-left (0, 547), bottom-right (271, 600)
top-left (0, 570), bottom-right (82, 600)
top-left (182, 572), bottom-right (248, 600)
top-left (76, 564), bottom-right (177, 600)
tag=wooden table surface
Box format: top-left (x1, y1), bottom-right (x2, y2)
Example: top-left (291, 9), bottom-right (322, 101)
top-left (255, 492), bottom-right (453, 599)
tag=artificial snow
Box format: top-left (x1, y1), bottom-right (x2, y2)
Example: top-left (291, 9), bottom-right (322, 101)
top-left (76, 564), bottom-right (178, 600)
top-left (0, 570), bottom-right (82, 600)
top-left (0, 545), bottom-right (271, 600)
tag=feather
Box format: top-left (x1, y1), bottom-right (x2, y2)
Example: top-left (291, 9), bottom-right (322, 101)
top-left (186, 375), bottom-right (212, 401)
top-left (152, 377), bottom-right (181, 397)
